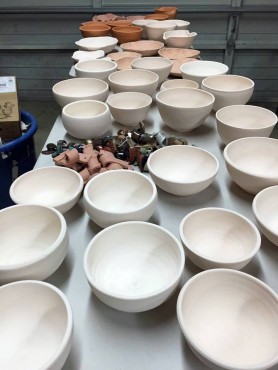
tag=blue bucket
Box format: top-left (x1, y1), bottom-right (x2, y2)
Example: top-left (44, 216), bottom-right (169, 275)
top-left (0, 111), bottom-right (38, 209)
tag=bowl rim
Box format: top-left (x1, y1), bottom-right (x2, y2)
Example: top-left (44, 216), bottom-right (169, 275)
top-left (107, 91), bottom-right (152, 110)
top-left (180, 60), bottom-right (229, 76)
top-left (108, 69), bottom-right (159, 85)
top-left (145, 21), bottom-right (177, 29)
top-left (160, 79), bottom-right (199, 90)
top-left (75, 58), bottom-right (117, 70)
top-left (131, 56), bottom-right (173, 71)
top-left (52, 77), bottom-right (109, 98)
top-left (75, 36), bottom-right (118, 46)
top-left (62, 99), bottom-right (110, 118)
top-left (202, 74), bottom-right (255, 92)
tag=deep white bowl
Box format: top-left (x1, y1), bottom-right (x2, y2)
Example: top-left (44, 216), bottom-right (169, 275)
top-left (224, 137), bottom-right (278, 194)
top-left (253, 185), bottom-right (278, 246)
top-left (132, 19), bottom-right (155, 39)
top-left (74, 59), bottom-right (117, 81)
top-left (147, 145), bottom-right (219, 196)
top-left (160, 78), bottom-right (199, 90)
top-left (145, 21), bottom-right (176, 41)
top-left (83, 170), bottom-right (157, 228)
top-left (0, 204), bottom-right (69, 284)
top-left (163, 30), bottom-right (197, 48)
top-left (131, 57), bottom-right (173, 85)
top-left (156, 87), bottom-right (215, 131)
top-left (10, 166), bottom-right (83, 213)
top-left (177, 269), bottom-right (278, 370)
top-left (179, 207), bottom-right (261, 270)
top-left (0, 280), bottom-right (73, 370)
top-left (75, 36), bottom-right (118, 53)
top-left (216, 104), bottom-right (277, 145)
top-left (181, 60), bottom-right (229, 86)
top-left (84, 221), bottom-right (185, 312)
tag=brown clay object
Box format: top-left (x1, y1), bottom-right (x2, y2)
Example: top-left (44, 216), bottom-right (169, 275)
top-left (120, 40), bottom-right (164, 57)
top-left (158, 47), bottom-right (201, 60)
top-left (111, 26), bottom-right (142, 44)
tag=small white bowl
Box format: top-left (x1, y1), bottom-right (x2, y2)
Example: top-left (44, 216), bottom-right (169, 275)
top-left (181, 60), bottom-right (229, 86)
top-left (132, 19), bottom-right (155, 39)
top-left (74, 59), bottom-right (117, 81)
top-left (169, 19), bottom-right (190, 30)
top-left (253, 185), bottom-right (278, 246)
top-left (62, 99), bottom-right (111, 139)
top-left (202, 75), bottom-right (255, 111)
top-left (52, 77), bottom-right (109, 108)
top-left (177, 269), bottom-right (278, 370)
top-left (10, 166), bottom-right (83, 213)
top-left (83, 221), bottom-right (185, 312)
top-left (75, 36), bottom-right (118, 53)
top-left (147, 145), bottom-right (219, 196)
top-left (107, 91), bottom-right (152, 126)
top-left (131, 57), bottom-right (173, 85)
top-left (71, 49), bottom-right (105, 62)
top-left (0, 280), bottom-right (73, 369)
top-left (163, 30), bottom-right (197, 48)
top-left (83, 170), bottom-right (157, 228)
top-left (179, 207), bottom-right (260, 270)
top-left (216, 104), bottom-right (278, 145)
top-left (224, 137), bottom-right (278, 194)
top-left (160, 78), bottom-right (199, 90)
top-left (145, 21), bottom-right (177, 42)
top-left (0, 204), bottom-right (69, 284)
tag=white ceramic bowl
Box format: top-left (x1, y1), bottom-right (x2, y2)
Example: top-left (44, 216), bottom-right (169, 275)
top-left (62, 99), bottom-right (111, 139)
top-left (108, 69), bottom-right (159, 96)
top-left (156, 87), bottom-right (215, 131)
top-left (83, 170), bottom-right (157, 228)
top-left (177, 269), bottom-right (278, 370)
top-left (132, 19), bottom-right (155, 39)
top-left (253, 185), bottom-right (278, 246)
top-left (216, 104), bottom-right (278, 145)
top-left (0, 280), bottom-right (73, 370)
top-left (169, 19), bottom-right (190, 30)
top-left (107, 92), bottom-right (152, 126)
top-left (10, 166), bottom-right (83, 213)
top-left (75, 36), bottom-right (118, 53)
top-left (131, 57), bottom-right (173, 86)
top-left (84, 221), bottom-right (185, 312)
top-left (147, 145), bottom-right (219, 196)
top-left (145, 21), bottom-right (177, 41)
top-left (160, 78), bottom-right (199, 90)
top-left (0, 204), bottom-right (69, 284)
top-left (202, 75), bottom-right (255, 111)
top-left (71, 49), bottom-right (105, 62)
top-left (181, 60), bottom-right (229, 86)
top-left (179, 207), bottom-right (260, 270)
top-left (163, 30), bottom-right (197, 48)
top-left (74, 59), bottom-right (117, 81)
top-left (52, 77), bottom-right (109, 108)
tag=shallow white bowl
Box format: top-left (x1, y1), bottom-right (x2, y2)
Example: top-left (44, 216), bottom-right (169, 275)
top-left (160, 78), bottom-right (199, 90)
top-left (74, 59), bottom-right (117, 81)
top-left (71, 49), bottom-right (105, 62)
top-left (147, 145), bottom-right (219, 196)
top-left (131, 57), bottom-right (173, 85)
top-left (0, 280), bottom-right (73, 370)
top-left (0, 204), bottom-right (69, 284)
top-left (202, 75), bottom-right (255, 111)
top-left (163, 30), bottom-right (197, 48)
top-left (84, 221), bottom-right (185, 312)
top-left (169, 19), bottom-right (190, 30)
top-left (156, 87), bottom-right (215, 131)
top-left (10, 166), bottom-right (83, 213)
top-left (52, 77), bottom-right (109, 108)
top-left (253, 185), bottom-right (278, 246)
top-left (224, 137), bottom-right (278, 194)
top-left (179, 207), bottom-right (260, 270)
top-left (107, 91), bottom-right (152, 126)
top-left (83, 170), bottom-right (157, 228)
top-left (62, 99), bottom-right (111, 139)
top-left (177, 269), bottom-right (278, 370)
top-left (145, 20), bottom-right (177, 41)
top-left (181, 60), bottom-right (229, 86)
top-left (216, 104), bottom-right (278, 145)
top-left (75, 36), bottom-right (118, 53)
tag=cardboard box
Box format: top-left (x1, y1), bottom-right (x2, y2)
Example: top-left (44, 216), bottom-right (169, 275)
top-left (0, 76), bottom-right (21, 140)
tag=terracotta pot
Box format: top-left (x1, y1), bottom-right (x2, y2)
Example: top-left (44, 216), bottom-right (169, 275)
top-left (79, 23), bottom-right (111, 37)
top-left (105, 20), bottom-right (132, 27)
top-left (154, 6), bottom-right (177, 19)
top-left (112, 26), bottom-right (142, 44)
top-left (144, 13), bottom-right (169, 21)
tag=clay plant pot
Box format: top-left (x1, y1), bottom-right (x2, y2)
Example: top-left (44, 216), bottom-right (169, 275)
top-left (111, 26), bottom-right (142, 44)
top-left (79, 23), bottom-right (111, 37)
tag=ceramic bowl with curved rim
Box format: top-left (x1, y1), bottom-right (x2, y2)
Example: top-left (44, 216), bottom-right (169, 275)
top-left (181, 60), bottom-right (229, 86)
top-left (179, 207), bottom-right (261, 270)
top-left (132, 19), bottom-right (155, 38)
top-left (154, 6), bottom-right (177, 19)
top-left (224, 137), bottom-right (278, 194)
top-left (158, 47), bottom-right (200, 60)
top-left (121, 40), bottom-right (164, 57)
top-left (131, 56), bottom-right (173, 85)
top-left (168, 19), bottom-right (190, 30)
top-left (75, 36), bottom-right (118, 53)
top-left (71, 49), bottom-right (105, 62)
top-left (147, 145), bottom-right (219, 196)
top-left (144, 13), bottom-right (169, 21)
top-left (74, 59), bottom-right (117, 81)
top-left (177, 269), bottom-right (278, 370)
top-left (79, 23), bottom-right (111, 37)
top-left (83, 221), bottom-right (185, 312)
top-left (145, 20), bottom-right (176, 42)
top-left (160, 78), bottom-right (199, 90)
top-left (83, 170), bottom-right (157, 228)
top-left (111, 25), bottom-right (142, 44)
top-left (163, 30), bottom-right (197, 48)
top-left (10, 166), bottom-right (83, 213)
top-left (0, 204), bottom-right (69, 283)
top-left (105, 19), bottom-right (132, 28)
top-left (216, 104), bottom-right (278, 145)
top-left (0, 280), bottom-right (73, 370)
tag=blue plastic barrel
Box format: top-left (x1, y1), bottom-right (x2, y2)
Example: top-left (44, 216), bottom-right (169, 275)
top-left (0, 111), bottom-right (38, 209)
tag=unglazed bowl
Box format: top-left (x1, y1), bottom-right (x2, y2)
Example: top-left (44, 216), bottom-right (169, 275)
top-left (160, 78), bottom-right (199, 90)
top-left (168, 19), bottom-right (190, 30)
top-left (145, 20), bottom-right (176, 42)
top-left (75, 36), bottom-right (118, 53)
top-left (79, 23), bottom-right (111, 37)
top-left (132, 19), bottom-right (155, 39)
top-left (74, 59), bottom-right (117, 81)
top-left (131, 56), bottom-right (173, 85)
top-left (111, 25), bottom-right (142, 44)
top-left (181, 60), bottom-right (229, 86)
top-left (163, 30), bottom-right (197, 49)
top-left (120, 40), bottom-right (164, 57)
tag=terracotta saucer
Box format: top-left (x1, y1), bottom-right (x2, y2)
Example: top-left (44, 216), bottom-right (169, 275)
top-left (116, 57), bottom-right (138, 70)
top-left (158, 47), bottom-right (200, 60)
top-left (170, 58), bottom-right (199, 77)
top-left (108, 51), bottom-right (142, 61)
top-left (120, 40), bottom-right (164, 57)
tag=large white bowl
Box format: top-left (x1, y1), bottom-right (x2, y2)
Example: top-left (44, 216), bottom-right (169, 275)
top-left (74, 59), bottom-right (117, 81)
top-left (160, 78), bottom-right (199, 90)
top-left (62, 99), bottom-right (111, 139)
top-left (147, 145), bottom-right (219, 196)
top-left (84, 221), bottom-right (185, 312)
top-left (253, 185), bottom-right (278, 246)
top-left (75, 36), bottom-right (118, 53)
top-left (0, 280), bottom-right (73, 370)
top-left (224, 137), bottom-right (278, 194)
top-left (10, 166), bottom-right (83, 213)
top-left (83, 170), bottom-right (157, 228)
top-left (179, 207), bottom-right (260, 270)
top-left (163, 30), bottom-right (197, 48)
top-left (181, 60), bottom-right (229, 86)
top-left (216, 104), bottom-right (278, 145)
top-left (131, 57), bottom-right (173, 85)
top-left (156, 87), bottom-right (215, 131)
top-left (177, 269), bottom-right (278, 370)
top-left (202, 74), bottom-right (255, 111)
top-left (0, 204), bottom-right (69, 284)
top-left (52, 77), bottom-right (109, 108)
top-left (145, 21), bottom-right (176, 42)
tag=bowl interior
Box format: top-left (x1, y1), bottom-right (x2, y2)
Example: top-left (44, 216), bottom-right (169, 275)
top-left (76, 36), bottom-right (117, 48)
top-left (253, 186), bottom-right (278, 234)
top-left (132, 57), bottom-right (172, 70)
top-left (107, 92), bottom-right (152, 109)
top-left (75, 59), bottom-right (116, 72)
top-left (202, 75), bottom-right (254, 92)
top-left (109, 69), bottom-right (158, 85)
top-left (157, 88), bottom-right (214, 108)
top-left (161, 79), bottom-right (199, 90)
top-left (64, 100), bottom-right (107, 118)
top-left (181, 61), bottom-right (229, 77)
top-left (53, 78), bottom-right (108, 97)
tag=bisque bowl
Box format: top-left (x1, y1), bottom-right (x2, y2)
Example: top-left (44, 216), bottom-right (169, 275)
top-left (163, 30), bottom-right (197, 49)
top-left (83, 221), bottom-right (185, 312)
top-left (160, 78), bottom-right (199, 90)
top-left (74, 59), bottom-right (117, 81)
top-left (121, 40), bottom-right (164, 57)
top-left (179, 207), bottom-right (260, 270)
top-left (181, 60), bottom-right (229, 86)
top-left (105, 20), bottom-right (132, 28)
top-left (79, 23), bottom-right (111, 37)
top-left (145, 20), bottom-right (176, 42)
top-left (0, 280), bottom-right (73, 370)
top-left (177, 269), bottom-right (278, 370)
top-left (147, 145), bottom-right (219, 196)
top-left (131, 56), bottom-right (173, 85)
top-left (111, 25), bottom-right (142, 44)
top-left (252, 185), bottom-right (278, 246)
top-left (71, 50), bottom-right (105, 62)
top-left (144, 13), bottom-right (169, 21)
top-left (75, 36), bottom-right (118, 53)
top-left (224, 137), bottom-right (278, 194)
top-left (216, 104), bottom-right (278, 145)
top-left (10, 166), bottom-right (83, 213)
top-left (154, 6), bottom-right (177, 19)
top-left (169, 19), bottom-right (190, 30)
top-left (132, 19), bottom-right (155, 39)
top-left (0, 204), bottom-right (69, 284)
top-left (156, 87), bottom-right (215, 132)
